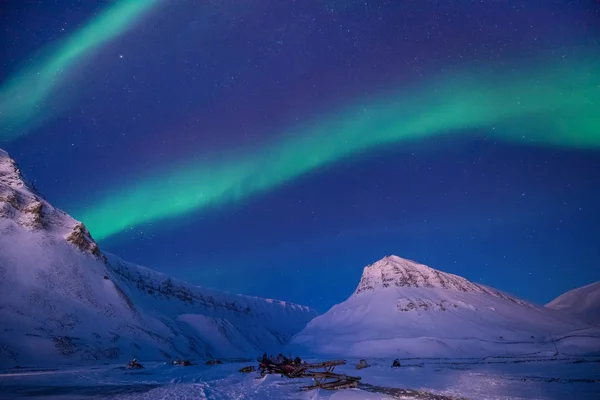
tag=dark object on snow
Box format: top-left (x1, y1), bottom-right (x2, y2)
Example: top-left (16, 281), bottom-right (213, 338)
top-left (103, 275), bottom-right (109, 280)
top-left (259, 357), bottom-right (303, 377)
top-left (259, 359), bottom-right (361, 390)
top-left (392, 359), bottom-right (401, 368)
top-left (356, 359), bottom-right (369, 370)
top-left (294, 356), bottom-right (302, 366)
top-left (172, 359), bottom-right (191, 366)
top-left (206, 359), bottom-right (223, 365)
top-left (127, 358), bottom-right (143, 369)
top-left (239, 365), bottom-right (255, 373)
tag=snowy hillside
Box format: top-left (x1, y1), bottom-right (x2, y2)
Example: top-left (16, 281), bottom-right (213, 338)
top-left (291, 255), bottom-right (600, 358)
top-left (0, 149), bottom-right (317, 368)
top-left (546, 281), bottom-right (600, 325)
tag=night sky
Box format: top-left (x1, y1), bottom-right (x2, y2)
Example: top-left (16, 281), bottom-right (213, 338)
top-left (2, 0), bottom-right (599, 312)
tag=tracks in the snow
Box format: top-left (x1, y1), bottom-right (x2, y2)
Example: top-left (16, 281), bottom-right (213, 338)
top-left (0, 383), bottom-right (162, 398)
top-left (358, 383), bottom-right (470, 400)
top-left (483, 374), bottom-right (600, 384)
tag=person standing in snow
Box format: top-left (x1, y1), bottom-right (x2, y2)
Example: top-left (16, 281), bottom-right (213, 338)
top-left (276, 353), bottom-right (284, 364)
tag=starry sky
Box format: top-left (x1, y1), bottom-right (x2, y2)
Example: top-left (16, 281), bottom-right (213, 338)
top-left (1, 0), bottom-right (599, 312)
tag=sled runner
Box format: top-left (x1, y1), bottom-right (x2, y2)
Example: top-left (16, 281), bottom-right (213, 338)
top-left (300, 361), bottom-right (361, 390)
top-left (258, 358), bottom-right (361, 390)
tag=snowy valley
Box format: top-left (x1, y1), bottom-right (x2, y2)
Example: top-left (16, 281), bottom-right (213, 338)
top-left (1, 148), bottom-right (599, 399)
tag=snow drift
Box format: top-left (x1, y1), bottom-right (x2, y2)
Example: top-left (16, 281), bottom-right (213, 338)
top-left (0, 149), bottom-right (317, 368)
top-left (546, 281), bottom-right (600, 325)
top-left (291, 255), bottom-right (600, 358)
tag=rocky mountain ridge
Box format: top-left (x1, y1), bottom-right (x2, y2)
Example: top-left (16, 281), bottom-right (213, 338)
top-left (0, 149), bottom-right (317, 368)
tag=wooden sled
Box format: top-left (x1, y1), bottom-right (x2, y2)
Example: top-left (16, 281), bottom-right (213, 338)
top-left (259, 358), bottom-right (361, 390)
top-left (300, 360), bottom-right (361, 391)
top-left (301, 371), bottom-right (361, 390)
top-left (283, 360), bottom-right (346, 378)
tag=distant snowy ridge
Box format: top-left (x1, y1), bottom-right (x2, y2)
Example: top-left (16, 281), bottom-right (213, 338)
top-left (291, 255), bottom-right (600, 358)
top-left (546, 281), bottom-right (600, 325)
top-left (106, 253), bottom-right (315, 332)
top-left (0, 149), bottom-right (317, 368)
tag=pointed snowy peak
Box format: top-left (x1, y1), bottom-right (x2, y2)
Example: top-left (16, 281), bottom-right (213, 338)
top-left (292, 255), bottom-right (595, 359)
top-left (0, 148), bottom-right (103, 259)
top-left (355, 255), bottom-right (473, 293)
top-left (354, 255), bottom-right (528, 305)
top-left (0, 148), bottom-right (27, 189)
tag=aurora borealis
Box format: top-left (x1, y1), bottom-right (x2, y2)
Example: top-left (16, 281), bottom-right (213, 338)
top-left (74, 52), bottom-right (600, 241)
top-left (0, 0), bottom-right (159, 139)
top-left (2, 0), bottom-right (599, 309)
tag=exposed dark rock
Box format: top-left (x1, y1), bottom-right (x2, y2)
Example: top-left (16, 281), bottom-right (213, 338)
top-left (66, 223), bottom-right (105, 261)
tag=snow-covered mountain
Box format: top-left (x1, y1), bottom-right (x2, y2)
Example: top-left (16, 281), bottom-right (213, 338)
top-left (0, 149), bottom-right (317, 368)
top-left (291, 255), bottom-right (600, 358)
top-left (546, 281), bottom-right (600, 325)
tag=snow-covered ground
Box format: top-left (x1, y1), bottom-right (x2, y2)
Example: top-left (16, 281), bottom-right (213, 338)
top-left (1, 355), bottom-right (599, 400)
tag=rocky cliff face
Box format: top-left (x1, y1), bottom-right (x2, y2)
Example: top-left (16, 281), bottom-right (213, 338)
top-left (1, 152), bottom-right (44, 229)
top-left (0, 149), bottom-right (100, 257)
top-left (66, 223), bottom-right (104, 260)
top-left (0, 149), bottom-right (25, 187)
top-left (354, 255), bottom-right (528, 306)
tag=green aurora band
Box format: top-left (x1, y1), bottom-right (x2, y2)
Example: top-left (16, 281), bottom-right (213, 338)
top-left (74, 53), bottom-right (599, 240)
top-left (0, 0), bottom-right (159, 140)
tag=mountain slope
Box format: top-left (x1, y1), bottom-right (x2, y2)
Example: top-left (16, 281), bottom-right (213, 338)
top-left (290, 255), bottom-right (599, 358)
top-left (546, 281), bottom-right (600, 325)
top-left (0, 149), bottom-right (317, 368)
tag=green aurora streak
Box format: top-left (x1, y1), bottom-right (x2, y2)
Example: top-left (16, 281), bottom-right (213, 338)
top-left (0, 0), bottom-right (159, 139)
top-left (74, 53), bottom-right (599, 240)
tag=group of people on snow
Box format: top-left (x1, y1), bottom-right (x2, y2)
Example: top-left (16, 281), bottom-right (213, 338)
top-left (260, 353), bottom-right (303, 367)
